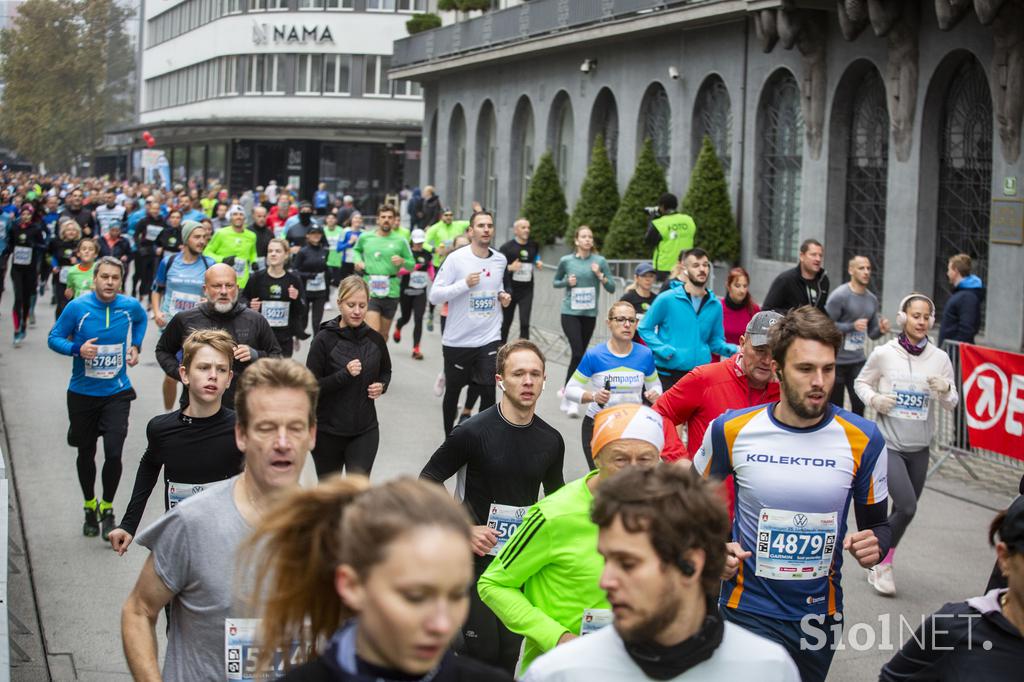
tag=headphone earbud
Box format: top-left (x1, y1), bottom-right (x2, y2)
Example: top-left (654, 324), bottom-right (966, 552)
top-left (678, 559), bottom-right (695, 577)
top-left (542, 381), bottom-right (547, 391)
top-left (498, 380), bottom-right (506, 392)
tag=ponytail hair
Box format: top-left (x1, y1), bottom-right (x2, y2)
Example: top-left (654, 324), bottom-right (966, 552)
top-left (241, 476), bottom-right (472, 671)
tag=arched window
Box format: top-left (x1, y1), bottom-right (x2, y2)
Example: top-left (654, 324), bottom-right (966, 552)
top-left (476, 101), bottom-right (498, 213)
top-left (510, 97), bottom-right (535, 214)
top-left (692, 75), bottom-right (732, 178)
top-left (549, 93), bottom-right (574, 190)
top-left (843, 68), bottom-right (889, 300)
top-left (447, 105), bottom-right (467, 214)
top-left (638, 83), bottom-right (671, 171)
top-left (934, 57), bottom-right (992, 315)
top-left (756, 70), bottom-right (803, 261)
top-left (589, 88), bottom-right (619, 176)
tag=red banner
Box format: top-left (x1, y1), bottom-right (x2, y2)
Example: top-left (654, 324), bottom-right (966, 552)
top-left (960, 343), bottom-right (1024, 460)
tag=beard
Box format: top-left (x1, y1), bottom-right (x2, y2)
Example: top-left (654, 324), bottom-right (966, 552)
top-left (783, 380), bottom-right (828, 420)
top-left (616, 584), bottom-right (683, 644)
top-left (213, 298), bottom-right (236, 314)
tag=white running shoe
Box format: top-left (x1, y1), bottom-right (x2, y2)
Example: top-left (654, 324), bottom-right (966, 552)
top-left (566, 401), bottom-right (580, 419)
top-left (868, 564), bottom-right (896, 596)
top-left (433, 371), bottom-right (445, 397)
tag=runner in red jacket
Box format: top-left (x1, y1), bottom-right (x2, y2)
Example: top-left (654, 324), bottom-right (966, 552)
top-left (655, 311), bottom-right (783, 511)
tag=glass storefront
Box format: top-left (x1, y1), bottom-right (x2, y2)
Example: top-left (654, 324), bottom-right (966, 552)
top-left (319, 141), bottom-right (403, 215)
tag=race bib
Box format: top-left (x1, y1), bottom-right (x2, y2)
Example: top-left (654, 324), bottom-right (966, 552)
top-left (891, 381), bottom-right (930, 421)
top-left (486, 503), bottom-right (529, 557)
top-left (570, 286), bottom-right (596, 311)
top-left (252, 257), bottom-right (266, 272)
top-left (13, 245), bottom-right (32, 266)
top-left (225, 618), bottom-right (309, 681)
top-left (58, 265), bottom-right (71, 284)
top-left (261, 301), bottom-right (290, 328)
top-left (755, 508), bottom-right (837, 580)
top-left (369, 274), bottom-right (390, 298)
top-left (512, 262), bottom-right (533, 283)
top-left (469, 290), bottom-right (497, 318)
top-left (168, 290), bottom-right (201, 316)
top-left (146, 224), bottom-right (163, 242)
top-left (580, 609), bottom-right (613, 636)
top-left (409, 270), bottom-right (429, 289)
top-left (232, 258), bottom-right (248, 277)
top-left (326, 234), bottom-right (339, 249)
top-left (843, 331), bottom-right (866, 352)
top-left (84, 344), bottom-right (124, 380)
top-left (167, 481), bottom-right (206, 509)
top-left (306, 272), bottom-right (326, 292)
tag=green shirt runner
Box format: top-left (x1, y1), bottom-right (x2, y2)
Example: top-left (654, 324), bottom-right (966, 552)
top-left (477, 469), bottom-right (609, 672)
top-left (323, 224), bottom-right (345, 268)
top-left (423, 219), bottom-right (470, 267)
top-left (65, 264), bottom-right (95, 299)
top-left (203, 226), bottom-right (258, 288)
top-left (352, 230), bottom-right (415, 299)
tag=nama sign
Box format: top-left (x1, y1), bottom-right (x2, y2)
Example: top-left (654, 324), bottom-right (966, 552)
top-left (252, 22), bottom-right (335, 45)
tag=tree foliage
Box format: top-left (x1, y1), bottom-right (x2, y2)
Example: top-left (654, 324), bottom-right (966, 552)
top-left (604, 138), bottom-right (668, 259)
top-left (438, 0), bottom-right (493, 12)
top-left (0, 0), bottom-right (135, 169)
top-left (521, 151), bottom-right (567, 245)
top-left (568, 134), bottom-right (619, 248)
top-left (684, 135), bottom-right (740, 263)
top-left (406, 12), bottom-right (442, 34)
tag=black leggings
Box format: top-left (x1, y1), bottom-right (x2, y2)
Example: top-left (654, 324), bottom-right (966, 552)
top-left (311, 427), bottom-right (380, 477)
top-left (442, 343), bottom-right (498, 435)
top-left (887, 447), bottom-right (930, 549)
top-left (10, 264), bottom-right (35, 333)
top-left (560, 314), bottom-right (597, 385)
top-left (304, 294), bottom-right (327, 335)
top-left (395, 291), bottom-right (427, 346)
top-left (501, 286), bottom-right (534, 342)
top-left (581, 415), bottom-right (596, 471)
top-left (830, 361), bottom-right (866, 415)
top-left (134, 253), bottom-right (158, 297)
top-left (67, 391), bottom-right (132, 503)
top-left (457, 563), bottom-right (523, 675)
top-left (76, 434), bottom-right (127, 504)
top-left (273, 329), bottom-right (293, 359)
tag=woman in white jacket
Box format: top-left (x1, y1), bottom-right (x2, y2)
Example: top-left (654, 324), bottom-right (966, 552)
top-left (855, 293), bottom-right (958, 596)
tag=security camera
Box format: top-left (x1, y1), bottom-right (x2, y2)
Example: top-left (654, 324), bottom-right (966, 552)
top-left (668, 66), bottom-right (680, 80)
top-left (580, 59), bottom-right (596, 74)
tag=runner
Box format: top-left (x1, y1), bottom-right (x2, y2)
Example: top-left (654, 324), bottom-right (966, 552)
top-left (155, 263), bottom-right (281, 408)
top-left (478, 403), bottom-right (665, 673)
top-left (59, 187), bottom-right (97, 236)
top-left (133, 200), bottom-right (167, 303)
top-left (242, 238), bottom-right (305, 359)
top-left (242, 477), bottom-right (512, 681)
top-left (499, 218), bottom-right (543, 343)
top-left (565, 301), bottom-right (662, 469)
top-left (618, 263), bottom-right (657, 342)
top-left (322, 211), bottom-right (344, 287)
top-left (392, 228), bottom-right (433, 360)
top-left (336, 211), bottom-right (363, 281)
top-left (156, 208), bottom-right (183, 257)
top-left (423, 207), bottom-right (470, 331)
top-left (720, 266), bottom-right (760, 349)
top-left (554, 226), bottom-right (616, 417)
top-left (825, 255), bottom-right (890, 415)
top-left (204, 206), bottom-right (258, 289)
top-left (65, 238), bottom-right (98, 301)
top-left (694, 306), bottom-right (891, 682)
top-left (120, 359), bottom-right (316, 681)
top-left (94, 188), bottom-right (126, 236)
top-left (294, 223), bottom-right (330, 335)
top-left (109, 329), bottom-right (243, 554)
top-left (352, 204), bottom-right (414, 339)
top-left (152, 220), bottom-right (215, 410)
top-left (4, 204), bottom-right (47, 345)
top-left (248, 205), bottom-right (274, 273)
top-left (854, 293), bottom-right (957, 596)
top-left (428, 210), bottom-right (511, 435)
top-left (305, 275), bottom-right (390, 477)
top-left (97, 219), bottom-right (132, 279)
top-left (47, 256), bottom-right (147, 539)
top-left (49, 219), bottom-right (81, 317)
top-left (420, 340), bottom-right (564, 673)
top-left (638, 248), bottom-right (737, 391)
top-left (524, 465), bottom-right (800, 682)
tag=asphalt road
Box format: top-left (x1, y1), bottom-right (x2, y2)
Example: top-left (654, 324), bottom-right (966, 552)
top-left (0, 297), bottom-right (1002, 681)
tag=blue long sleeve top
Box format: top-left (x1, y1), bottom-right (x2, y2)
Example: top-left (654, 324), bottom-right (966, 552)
top-left (48, 292), bottom-right (148, 396)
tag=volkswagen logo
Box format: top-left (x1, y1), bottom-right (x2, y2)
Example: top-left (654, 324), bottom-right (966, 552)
top-left (793, 513), bottom-right (808, 527)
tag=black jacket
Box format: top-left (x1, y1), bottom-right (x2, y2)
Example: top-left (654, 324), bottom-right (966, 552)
top-left (155, 301), bottom-right (282, 405)
top-left (281, 647), bottom-right (511, 682)
top-left (305, 319), bottom-right (391, 436)
top-left (251, 225), bottom-right (274, 258)
top-left (134, 215), bottom-right (167, 256)
top-left (938, 276), bottom-right (986, 346)
top-left (761, 265), bottom-right (830, 313)
top-left (293, 243), bottom-right (329, 297)
top-left (99, 235), bottom-right (132, 262)
top-left (421, 195), bottom-right (442, 227)
top-left (60, 206), bottom-right (97, 236)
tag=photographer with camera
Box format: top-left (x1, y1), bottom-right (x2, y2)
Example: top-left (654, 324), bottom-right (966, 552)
top-left (643, 192), bottom-right (696, 283)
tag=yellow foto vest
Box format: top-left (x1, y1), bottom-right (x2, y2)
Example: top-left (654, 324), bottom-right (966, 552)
top-left (652, 213), bottom-right (697, 272)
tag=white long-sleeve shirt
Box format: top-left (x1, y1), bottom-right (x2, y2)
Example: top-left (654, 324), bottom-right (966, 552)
top-left (429, 244), bottom-right (507, 348)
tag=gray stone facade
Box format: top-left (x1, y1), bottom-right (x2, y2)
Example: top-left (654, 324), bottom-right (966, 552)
top-left (394, 1), bottom-right (1024, 351)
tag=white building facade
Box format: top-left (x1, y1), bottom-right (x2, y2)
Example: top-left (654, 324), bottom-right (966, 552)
top-left (131, 0), bottom-right (426, 209)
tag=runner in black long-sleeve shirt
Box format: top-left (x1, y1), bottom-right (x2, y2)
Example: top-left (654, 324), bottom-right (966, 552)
top-left (242, 238), bottom-right (305, 358)
top-left (420, 340), bottom-right (564, 674)
top-left (108, 329), bottom-right (243, 554)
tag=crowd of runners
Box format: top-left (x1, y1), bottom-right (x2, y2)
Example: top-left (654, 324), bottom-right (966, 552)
top-left (1, 170), bottom-right (1020, 681)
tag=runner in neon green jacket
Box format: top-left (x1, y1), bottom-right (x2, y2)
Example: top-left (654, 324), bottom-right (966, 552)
top-left (352, 229), bottom-right (414, 300)
top-left (423, 215), bottom-right (470, 267)
top-left (204, 224), bottom-right (258, 288)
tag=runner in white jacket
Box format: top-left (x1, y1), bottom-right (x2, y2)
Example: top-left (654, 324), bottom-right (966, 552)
top-left (854, 293), bottom-right (958, 596)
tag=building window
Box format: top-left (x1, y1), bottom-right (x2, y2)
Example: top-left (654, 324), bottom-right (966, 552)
top-left (364, 56), bottom-right (391, 97)
top-left (756, 70), bottom-right (803, 262)
top-left (589, 88), bottom-right (618, 178)
top-left (639, 82), bottom-right (671, 171)
top-left (449, 106), bottom-right (467, 214)
top-left (510, 98), bottom-right (535, 212)
top-left (398, 0), bottom-right (427, 11)
top-left (549, 93), bottom-right (573, 191)
top-left (934, 57), bottom-right (992, 317)
top-left (843, 68), bottom-right (889, 300)
top-left (476, 103), bottom-right (498, 213)
top-left (252, 0), bottom-right (287, 9)
top-left (299, 0), bottom-right (353, 8)
top-left (296, 54), bottom-right (324, 94)
top-left (692, 75), bottom-right (732, 179)
top-left (247, 54), bottom-right (285, 94)
top-left (394, 79), bottom-right (422, 99)
top-left (224, 0), bottom-right (242, 15)
top-left (367, 0), bottom-right (398, 10)
top-left (323, 55), bottom-right (352, 94)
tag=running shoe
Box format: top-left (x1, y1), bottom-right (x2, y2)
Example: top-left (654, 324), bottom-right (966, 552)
top-left (83, 508), bottom-right (99, 537)
top-left (12, 332), bottom-right (24, 348)
top-left (426, 315), bottom-right (434, 332)
top-left (99, 508), bottom-right (116, 541)
top-left (29, 311), bottom-right (36, 327)
top-left (867, 564), bottom-right (896, 596)
top-left (412, 347), bottom-right (423, 360)
top-left (433, 371), bottom-right (445, 397)
top-left (566, 401), bottom-right (580, 419)
top-left (393, 328), bottom-right (401, 343)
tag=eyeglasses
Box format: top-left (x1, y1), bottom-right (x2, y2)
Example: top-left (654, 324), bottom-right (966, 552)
top-left (610, 316), bottom-right (638, 325)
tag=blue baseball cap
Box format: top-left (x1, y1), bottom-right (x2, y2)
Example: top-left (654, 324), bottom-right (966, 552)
top-left (635, 262), bottom-right (656, 276)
